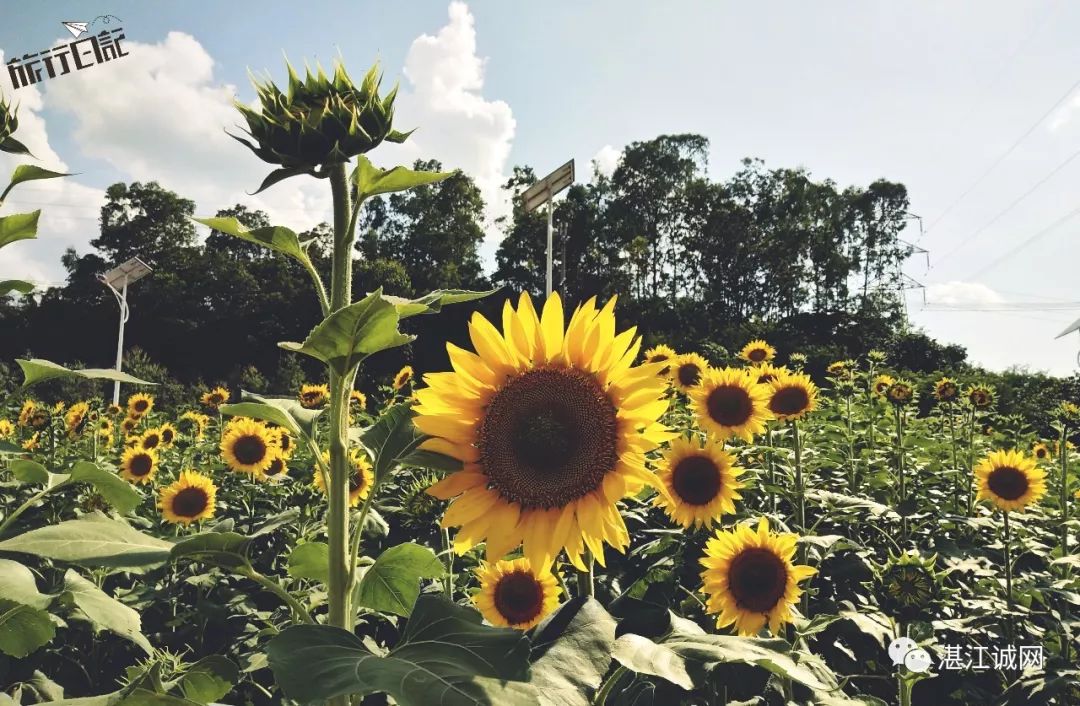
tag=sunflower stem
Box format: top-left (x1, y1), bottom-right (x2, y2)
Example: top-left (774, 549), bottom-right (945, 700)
top-left (442, 528), bottom-right (454, 599)
top-left (948, 407), bottom-right (960, 513)
top-left (766, 426), bottom-right (776, 515)
top-left (592, 665), bottom-right (627, 705)
top-left (792, 419), bottom-right (809, 618)
top-left (895, 406), bottom-right (907, 546)
top-left (966, 407), bottom-right (977, 516)
top-left (1060, 424), bottom-right (1070, 559)
top-left (1003, 509), bottom-right (1014, 643)
top-left (240, 567), bottom-right (315, 625)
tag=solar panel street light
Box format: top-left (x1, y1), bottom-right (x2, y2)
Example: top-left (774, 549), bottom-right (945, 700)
top-left (522, 159), bottom-right (574, 296)
top-left (97, 257), bottom-right (152, 405)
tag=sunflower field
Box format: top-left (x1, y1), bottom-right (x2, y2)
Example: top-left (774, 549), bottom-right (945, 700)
top-left (2, 58), bottom-right (1080, 706)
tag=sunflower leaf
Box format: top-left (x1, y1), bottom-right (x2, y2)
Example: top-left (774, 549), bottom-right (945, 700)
top-left (0, 598), bottom-right (55, 658)
top-left (177, 655), bottom-right (239, 704)
top-left (191, 216), bottom-right (309, 263)
top-left (353, 543), bottom-right (444, 617)
top-left (0, 279), bottom-right (34, 297)
top-left (1, 165), bottom-right (70, 203)
top-left (169, 532), bottom-right (253, 572)
top-left (0, 513), bottom-right (174, 571)
top-left (356, 403), bottom-right (425, 483)
top-left (381, 288), bottom-right (499, 319)
top-left (0, 559), bottom-right (53, 610)
top-left (17, 359), bottom-right (155, 389)
top-left (352, 156), bottom-right (453, 204)
top-left (279, 289), bottom-right (413, 376)
top-left (61, 569), bottom-right (153, 655)
top-left (0, 210), bottom-right (39, 249)
top-left (267, 595), bottom-right (536, 705)
top-left (220, 391), bottom-right (322, 442)
top-left (69, 461), bottom-right (141, 515)
top-left (529, 597), bottom-right (617, 706)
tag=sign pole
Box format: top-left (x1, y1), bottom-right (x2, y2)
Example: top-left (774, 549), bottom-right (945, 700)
top-left (522, 160), bottom-right (575, 297)
top-left (112, 276), bottom-right (129, 405)
top-left (545, 190), bottom-right (554, 296)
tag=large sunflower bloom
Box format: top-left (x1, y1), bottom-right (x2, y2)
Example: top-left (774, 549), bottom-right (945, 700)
top-left (691, 367), bottom-right (772, 442)
top-left (654, 436), bottom-right (744, 528)
top-left (120, 447), bottom-right (159, 485)
top-left (672, 352), bottom-right (709, 393)
top-left (17, 401), bottom-right (37, 428)
top-left (642, 344), bottom-right (677, 377)
top-left (416, 292), bottom-right (673, 571)
top-left (766, 371), bottom-right (819, 422)
top-left (700, 517), bottom-right (816, 636)
top-left (974, 449), bottom-right (1047, 512)
top-left (739, 340), bottom-right (775, 365)
top-left (159, 470), bottom-right (217, 525)
top-left (158, 423), bottom-right (177, 447)
top-left (473, 558), bottom-right (561, 630)
top-left (127, 393), bottom-right (154, 418)
top-left (220, 418), bottom-right (280, 476)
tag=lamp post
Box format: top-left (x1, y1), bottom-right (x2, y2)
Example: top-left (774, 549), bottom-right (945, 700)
top-left (98, 257), bottom-right (152, 405)
top-left (522, 160), bottom-right (575, 296)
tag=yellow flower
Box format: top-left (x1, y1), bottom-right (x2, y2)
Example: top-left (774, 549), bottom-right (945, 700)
top-left (178, 411), bottom-right (209, 440)
top-left (120, 417), bottom-right (139, 434)
top-left (473, 558), bottom-right (561, 630)
top-left (271, 426), bottom-right (295, 459)
top-left (393, 365), bottom-right (414, 391)
top-left (974, 449), bottom-right (1046, 512)
top-left (691, 367), bottom-right (772, 442)
top-left (700, 517), bottom-right (816, 636)
top-left (127, 393), bottom-right (154, 419)
top-left (120, 447), bottom-right (159, 485)
top-left (106, 403), bottom-right (123, 417)
top-left (0, 419), bottom-right (13, 439)
top-left (643, 344), bottom-right (677, 377)
top-left (826, 360), bottom-right (850, 377)
top-left (97, 418), bottom-right (114, 438)
top-left (739, 340), bottom-right (776, 365)
top-left (17, 401), bottom-right (37, 428)
top-left (673, 352), bottom-right (710, 394)
top-left (65, 402), bottom-right (91, 438)
top-left (138, 428), bottom-right (164, 452)
top-left (350, 390), bottom-right (367, 411)
top-left (158, 423), bottom-right (177, 447)
top-left (313, 449), bottom-right (374, 506)
top-left (871, 374), bottom-right (894, 398)
top-left (298, 383), bottom-right (329, 409)
top-left (966, 385), bottom-right (994, 410)
top-left (1031, 442), bottom-right (1052, 462)
top-left (220, 418), bottom-right (280, 476)
top-left (200, 386), bottom-right (230, 409)
top-left (159, 471), bottom-right (217, 525)
top-left (416, 292), bottom-right (672, 572)
top-left (766, 371), bottom-right (819, 422)
top-left (887, 380), bottom-right (914, 406)
top-left (654, 436), bottom-right (744, 528)
top-left (933, 377), bottom-right (959, 403)
top-left (262, 455), bottom-right (290, 482)
top-left (751, 362), bottom-right (788, 386)
top-left (21, 432), bottom-right (40, 451)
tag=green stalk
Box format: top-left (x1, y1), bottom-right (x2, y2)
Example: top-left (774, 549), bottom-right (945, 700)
top-left (1060, 425), bottom-right (1070, 558)
top-left (966, 407), bottom-right (977, 516)
top-left (766, 426), bottom-right (776, 514)
top-left (1002, 510), bottom-right (1014, 642)
top-left (239, 567), bottom-right (316, 625)
top-left (948, 407), bottom-right (960, 513)
top-left (442, 528), bottom-right (454, 599)
top-left (895, 406), bottom-right (907, 545)
top-left (0, 484), bottom-right (64, 537)
top-left (592, 666), bottom-right (628, 705)
top-left (845, 392), bottom-right (855, 490)
top-left (792, 420), bottom-right (809, 616)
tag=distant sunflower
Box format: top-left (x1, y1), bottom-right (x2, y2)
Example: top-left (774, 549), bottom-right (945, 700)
top-left (691, 367), bottom-right (772, 442)
top-left (739, 340), bottom-right (776, 365)
top-left (654, 436), bottom-right (744, 528)
top-left (22, 432), bottom-right (41, 451)
top-left (417, 292), bottom-right (672, 571)
top-left (766, 372), bottom-right (819, 422)
top-left (700, 517), bottom-right (816, 636)
top-left (974, 449), bottom-right (1046, 512)
top-left (158, 423), bottom-right (177, 447)
top-left (28, 409), bottom-right (49, 429)
top-left (159, 470), bottom-right (217, 525)
top-left (127, 393), bottom-right (154, 418)
top-left (473, 558), bottom-right (561, 630)
top-left (1031, 442), bottom-right (1052, 462)
top-left (52, 401), bottom-right (66, 414)
top-left (120, 447), bottom-right (158, 485)
top-left (933, 377), bottom-right (959, 403)
top-left (0, 419), bottom-right (13, 439)
top-left (752, 362), bottom-right (788, 387)
top-left (967, 385), bottom-right (994, 410)
top-left (673, 352), bottom-right (710, 394)
top-left (871, 374), bottom-right (894, 398)
top-left (200, 386), bottom-right (230, 409)
top-left (106, 403), bottom-right (123, 417)
top-left (220, 418), bottom-right (280, 476)
top-left (120, 417), bottom-right (139, 435)
top-left (826, 360), bottom-right (850, 377)
top-left (178, 411), bottom-right (209, 441)
top-left (314, 449), bottom-right (374, 506)
top-left (643, 344), bottom-right (677, 377)
top-left (272, 427), bottom-right (295, 459)
top-left (262, 456), bottom-right (290, 483)
top-left (298, 383), bottom-right (329, 409)
top-left (97, 418), bottom-right (114, 437)
top-left (65, 402), bottom-right (91, 438)
top-left (138, 428), bottom-right (164, 452)
top-left (349, 390), bottom-right (367, 411)
top-left (393, 365), bottom-right (414, 391)
top-left (1056, 439), bottom-right (1076, 457)
top-left (886, 380), bottom-right (914, 406)
top-left (1058, 401), bottom-right (1080, 425)
top-left (17, 401), bottom-right (36, 428)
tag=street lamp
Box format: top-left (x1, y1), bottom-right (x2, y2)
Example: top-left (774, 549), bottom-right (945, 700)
top-left (522, 159), bottom-right (575, 296)
top-left (97, 257), bottom-right (152, 405)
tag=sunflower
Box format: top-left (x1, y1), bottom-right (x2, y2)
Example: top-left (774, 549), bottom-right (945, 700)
top-left (886, 380), bottom-right (914, 406)
top-left (826, 360), bottom-right (850, 377)
top-left (933, 377), bottom-right (959, 403)
top-left (974, 449), bottom-right (1047, 512)
top-left (21, 432), bottom-right (40, 451)
top-left (643, 344), bottom-right (677, 377)
top-left (200, 386), bottom-right (230, 409)
top-left (313, 449), bottom-right (374, 506)
top-left (700, 517), bottom-right (816, 636)
top-left (138, 428), bottom-right (164, 452)
top-left (298, 383), bottom-right (329, 409)
top-left (654, 436), bottom-right (744, 528)
top-left (159, 470), bottom-right (217, 525)
top-left (178, 411), bottom-right (209, 441)
top-left (17, 401), bottom-right (36, 427)
top-left (1058, 401), bottom-right (1080, 425)
top-left (158, 423), bottom-right (177, 447)
top-left (65, 402), bottom-right (91, 438)
top-left (52, 401), bottom-right (66, 414)
top-left (739, 340), bottom-right (775, 365)
top-left (691, 367), bottom-right (772, 442)
top-left (97, 418), bottom-right (114, 437)
top-left (966, 385), bottom-right (994, 410)
top-left (262, 455), bottom-right (290, 482)
top-left (220, 418), bottom-right (280, 476)
top-left (106, 403), bottom-right (123, 417)
top-left (120, 416), bottom-right (139, 435)
top-left (871, 374), bottom-right (894, 398)
top-left (875, 550), bottom-right (946, 622)
top-left (766, 371), bottom-right (819, 422)
top-left (393, 365), bottom-right (414, 390)
top-left (1032, 442), bottom-right (1052, 462)
top-left (0, 419), bottom-right (13, 439)
top-left (416, 292), bottom-right (672, 571)
top-left (127, 393), bottom-right (154, 419)
top-left (673, 352), bottom-right (710, 394)
top-left (120, 447), bottom-right (159, 485)
top-left (473, 558), bottom-right (561, 630)
top-left (787, 352), bottom-right (807, 370)
top-left (272, 427), bottom-right (295, 459)
top-left (350, 389), bottom-right (367, 410)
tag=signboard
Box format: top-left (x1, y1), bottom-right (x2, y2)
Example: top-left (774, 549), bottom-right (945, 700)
top-left (523, 159), bottom-right (575, 213)
top-left (102, 257), bottom-right (152, 289)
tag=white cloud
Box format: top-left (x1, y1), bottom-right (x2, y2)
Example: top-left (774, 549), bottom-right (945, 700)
top-left (591, 144), bottom-right (621, 179)
top-left (925, 280), bottom-right (1003, 306)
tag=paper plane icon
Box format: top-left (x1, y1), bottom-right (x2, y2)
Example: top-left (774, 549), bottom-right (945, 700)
top-left (62, 22), bottom-right (89, 38)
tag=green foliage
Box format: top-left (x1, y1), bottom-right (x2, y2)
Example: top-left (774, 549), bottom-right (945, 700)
top-left (0, 598), bottom-right (55, 658)
top-left (0, 513), bottom-right (173, 570)
top-left (353, 543), bottom-right (444, 616)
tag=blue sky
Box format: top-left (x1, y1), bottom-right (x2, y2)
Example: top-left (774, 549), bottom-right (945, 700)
top-left (3, 1), bottom-right (1080, 374)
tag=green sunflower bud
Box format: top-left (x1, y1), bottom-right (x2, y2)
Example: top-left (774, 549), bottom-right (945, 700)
top-left (0, 92), bottom-right (31, 156)
top-left (231, 60), bottom-right (411, 184)
top-left (871, 550), bottom-right (949, 622)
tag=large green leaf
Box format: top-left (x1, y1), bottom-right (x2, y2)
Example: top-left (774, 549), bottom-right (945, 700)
top-left (17, 359), bottom-right (155, 388)
top-left (528, 598), bottom-right (617, 706)
top-left (279, 290), bottom-right (413, 375)
top-left (354, 542), bottom-right (444, 617)
top-left (357, 403), bottom-right (425, 483)
top-left (286, 542), bottom-right (329, 584)
top-left (0, 513), bottom-right (174, 570)
top-left (62, 570), bottom-right (152, 654)
top-left (383, 288), bottom-right (498, 319)
top-left (0, 210), bottom-right (39, 249)
top-left (352, 155), bottom-right (452, 202)
top-left (1, 165), bottom-right (70, 202)
top-left (191, 217), bottom-right (307, 263)
top-left (267, 595), bottom-right (535, 705)
top-left (69, 461), bottom-right (142, 515)
top-left (10, 459), bottom-right (49, 484)
top-left (0, 597), bottom-right (55, 657)
top-left (220, 390), bottom-right (323, 440)
top-left (169, 531), bottom-right (252, 571)
top-left (0, 558), bottom-right (52, 609)
top-left (0, 279), bottom-right (34, 297)
top-left (177, 655), bottom-right (238, 704)
top-left (37, 690), bottom-right (202, 706)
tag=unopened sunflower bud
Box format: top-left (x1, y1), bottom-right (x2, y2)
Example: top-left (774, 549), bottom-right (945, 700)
top-left (0, 92), bottom-right (30, 156)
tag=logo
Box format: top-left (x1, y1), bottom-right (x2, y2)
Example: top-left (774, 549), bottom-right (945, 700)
top-left (888, 636), bottom-right (932, 674)
top-left (6, 16), bottom-right (128, 90)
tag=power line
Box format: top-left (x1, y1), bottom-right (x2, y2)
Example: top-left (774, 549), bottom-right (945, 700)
top-left (965, 202), bottom-right (1080, 280)
top-left (925, 72), bottom-right (1080, 234)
